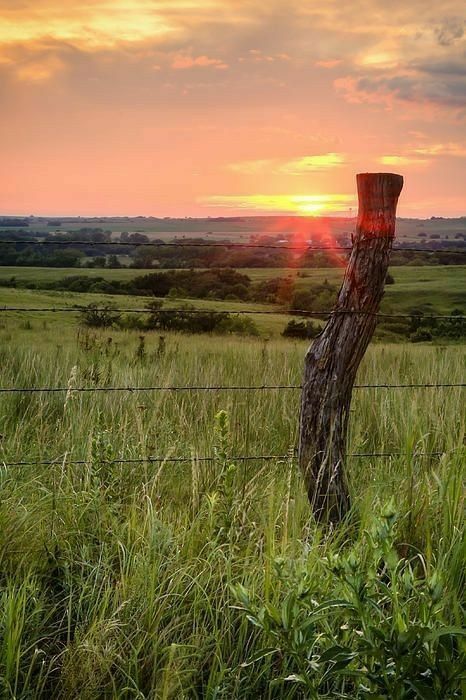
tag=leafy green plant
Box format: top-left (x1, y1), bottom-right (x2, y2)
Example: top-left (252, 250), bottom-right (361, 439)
top-left (208, 410), bottom-right (241, 539)
top-left (233, 504), bottom-right (466, 698)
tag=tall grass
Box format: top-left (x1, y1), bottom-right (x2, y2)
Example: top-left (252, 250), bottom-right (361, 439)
top-left (0, 324), bottom-right (464, 697)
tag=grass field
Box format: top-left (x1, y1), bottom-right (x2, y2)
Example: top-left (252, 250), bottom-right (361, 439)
top-left (0, 309), bottom-right (465, 696)
top-left (1, 265), bottom-right (465, 321)
top-left (0, 260), bottom-right (465, 697)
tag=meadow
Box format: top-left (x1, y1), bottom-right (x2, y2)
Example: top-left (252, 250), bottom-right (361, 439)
top-left (1, 265), bottom-right (465, 326)
top-left (0, 294), bottom-right (464, 696)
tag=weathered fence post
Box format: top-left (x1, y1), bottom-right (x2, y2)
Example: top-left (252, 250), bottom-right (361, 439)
top-left (298, 172), bottom-right (403, 523)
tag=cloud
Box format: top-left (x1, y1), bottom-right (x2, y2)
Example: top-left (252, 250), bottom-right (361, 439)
top-left (379, 155), bottom-right (430, 166)
top-left (315, 59), bottom-right (342, 68)
top-left (378, 141), bottom-right (466, 167)
top-left (412, 141), bottom-right (466, 156)
top-left (335, 67), bottom-right (466, 114)
top-left (171, 53), bottom-right (228, 70)
top-left (434, 16), bottom-right (465, 46)
top-left (280, 154), bottom-right (346, 173)
top-left (229, 153), bottom-right (346, 175)
top-left (201, 193), bottom-right (354, 214)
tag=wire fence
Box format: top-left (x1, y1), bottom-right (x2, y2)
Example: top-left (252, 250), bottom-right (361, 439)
top-left (2, 450), bottom-right (455, 469)
top-left (1, 306), bottom-right (464, 321)
top-left (1, 237), bottom-right (464, 471)
top-left (1, 239), bottom-right (465, 254)
top-left (1, 382), bottom-right (465, 394)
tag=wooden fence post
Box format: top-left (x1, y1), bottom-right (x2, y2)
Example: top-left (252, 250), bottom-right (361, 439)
top-left (298, 172), bottom-right (404, 523)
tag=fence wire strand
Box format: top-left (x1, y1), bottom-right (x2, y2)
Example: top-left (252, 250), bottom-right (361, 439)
top-left (1, 239), bottom-right (465, 254)
top-left (1, 450), bottom-right (454, 468)
top-left (0, 382), bottom-right (464, 395)
top-left (1, 306), bottom-right (464, 321)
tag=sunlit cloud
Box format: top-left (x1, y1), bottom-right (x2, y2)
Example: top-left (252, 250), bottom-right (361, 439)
top-left (0, 1), bottom-right (178, 48)
top-left (315, 59), bottom-right (342, 68)
top-left (171, 53), bottom-right (228, 70)
top-left (379, 141), bottom-right (466, 168)
top-left (379, 155), bottom-right (430, 166)
top-left (201, 193), bottom-right (354, 215)
top-left (412, 142), bottom-right (466, 157)
top-left (280, 154), bottom-right (346, 173)
top-left (357, 51), bottom-right (399, 68)
top-left (229, 153), bottom-right (346, 175)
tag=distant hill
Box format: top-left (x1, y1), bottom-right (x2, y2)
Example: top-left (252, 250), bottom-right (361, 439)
top-left (1, 215), bottom-right (465, 245)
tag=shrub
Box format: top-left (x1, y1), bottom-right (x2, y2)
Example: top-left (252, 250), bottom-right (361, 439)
top-left (282, 320), bottom-right (320, 339)
top-left (145, 304), bottom-right (228, 333)
top-left (233, 505), bottom-right (466, 698)
top-left (79, 304), bottom-right (121, 328)
top-left (410, 328), bottom-right (433, 342)
top-left (217, 315), bottom-right (259, 336)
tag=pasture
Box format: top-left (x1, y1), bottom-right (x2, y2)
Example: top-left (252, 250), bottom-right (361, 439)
top-left (0, 301), bottom-right (464, 696)
top-left (1, 265), bottom-right (465, 321)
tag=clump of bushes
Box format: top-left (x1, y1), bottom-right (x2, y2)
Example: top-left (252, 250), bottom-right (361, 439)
top-left (290, 281), bottom-right (337, 313)
top-left (376, 308), bottom-right (465, 342)
top-left (79, 304), bottom-right (121, 328)
top-left (79, 302), bottom-right (259, 336)
top-left (282, 319), bottom-right (320, 339)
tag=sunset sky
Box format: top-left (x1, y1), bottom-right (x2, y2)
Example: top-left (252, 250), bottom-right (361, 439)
top-left (0, 0), bottom-right (465, 217)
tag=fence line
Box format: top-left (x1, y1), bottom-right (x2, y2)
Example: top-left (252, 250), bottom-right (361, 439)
top-left (1, 382), bottom-right (464, 395)
top-left (1, 239), bottom-right (465, 254)
top-left (1, 306), bottom-right (463, 321)
top-left (1, 235), bottom-right (464, 473)
top-left (1, 450), bottom-right (453, 468)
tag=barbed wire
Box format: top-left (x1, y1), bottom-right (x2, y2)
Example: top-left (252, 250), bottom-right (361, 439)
top-left (1, 239), bottom-right (465, 254)
top-left (1, 450), bottom-right (453, 468)
top-left (0, 306), bottom-right (463, 320)
top-left (0, 382), bottom-right (464, 395)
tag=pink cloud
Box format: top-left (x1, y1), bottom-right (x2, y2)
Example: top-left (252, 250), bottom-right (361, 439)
top-left (316, 59), bottom-right (342, 68)
top-left (171, 54), bottom-right (228, 70)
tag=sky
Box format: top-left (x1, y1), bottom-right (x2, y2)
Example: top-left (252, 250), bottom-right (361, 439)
top-left (0, 0), bottom-right (465, 218)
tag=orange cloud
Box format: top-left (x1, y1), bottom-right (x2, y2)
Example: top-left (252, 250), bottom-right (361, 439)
top-left (315, 59), bottom-right (342, 68)
top-left (230, 153), bottom-right (346, 175)
top-left (412, 142), bottom-right (466, 157)
top-left (171, 54), bottom-right (228, 70)
top-left (201, 193), bottom-right (354, 215)
top-left (379, 154), bottom-right (430, 167)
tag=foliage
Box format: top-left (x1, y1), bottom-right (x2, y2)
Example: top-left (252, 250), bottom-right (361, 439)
top-left (145, 303), bottom-right (259, 335)
top-left (290, 281), bottom-right (338, 313)
top-left (233, 504), bottom-right (466, 698)
top-left (282, 319), bottom-right (321, 339)
top-left (79, 303), bottom-right (121, 328)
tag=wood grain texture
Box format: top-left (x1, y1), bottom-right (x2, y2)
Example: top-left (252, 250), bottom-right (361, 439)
top-left (298, 173), bottom-right (404, 523)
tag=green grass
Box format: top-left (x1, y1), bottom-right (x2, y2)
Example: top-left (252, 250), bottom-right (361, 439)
top-left (1, 265), bottom-right (465, 324)
top-left (0, 286), bottom-right (464, 696)
top-left (0, 320), bottom-right (465, 696)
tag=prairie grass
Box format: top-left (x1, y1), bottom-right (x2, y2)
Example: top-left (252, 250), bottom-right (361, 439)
top-left (0, 324), bottom-right (464, 697)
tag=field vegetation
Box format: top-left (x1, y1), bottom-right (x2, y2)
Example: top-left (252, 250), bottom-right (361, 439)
top-left (0, 306), bottom-right (464, 696)
top-left (0, 235), bottom-right (465, 697)
top-left (1, 265), bottom-right (465, 342)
